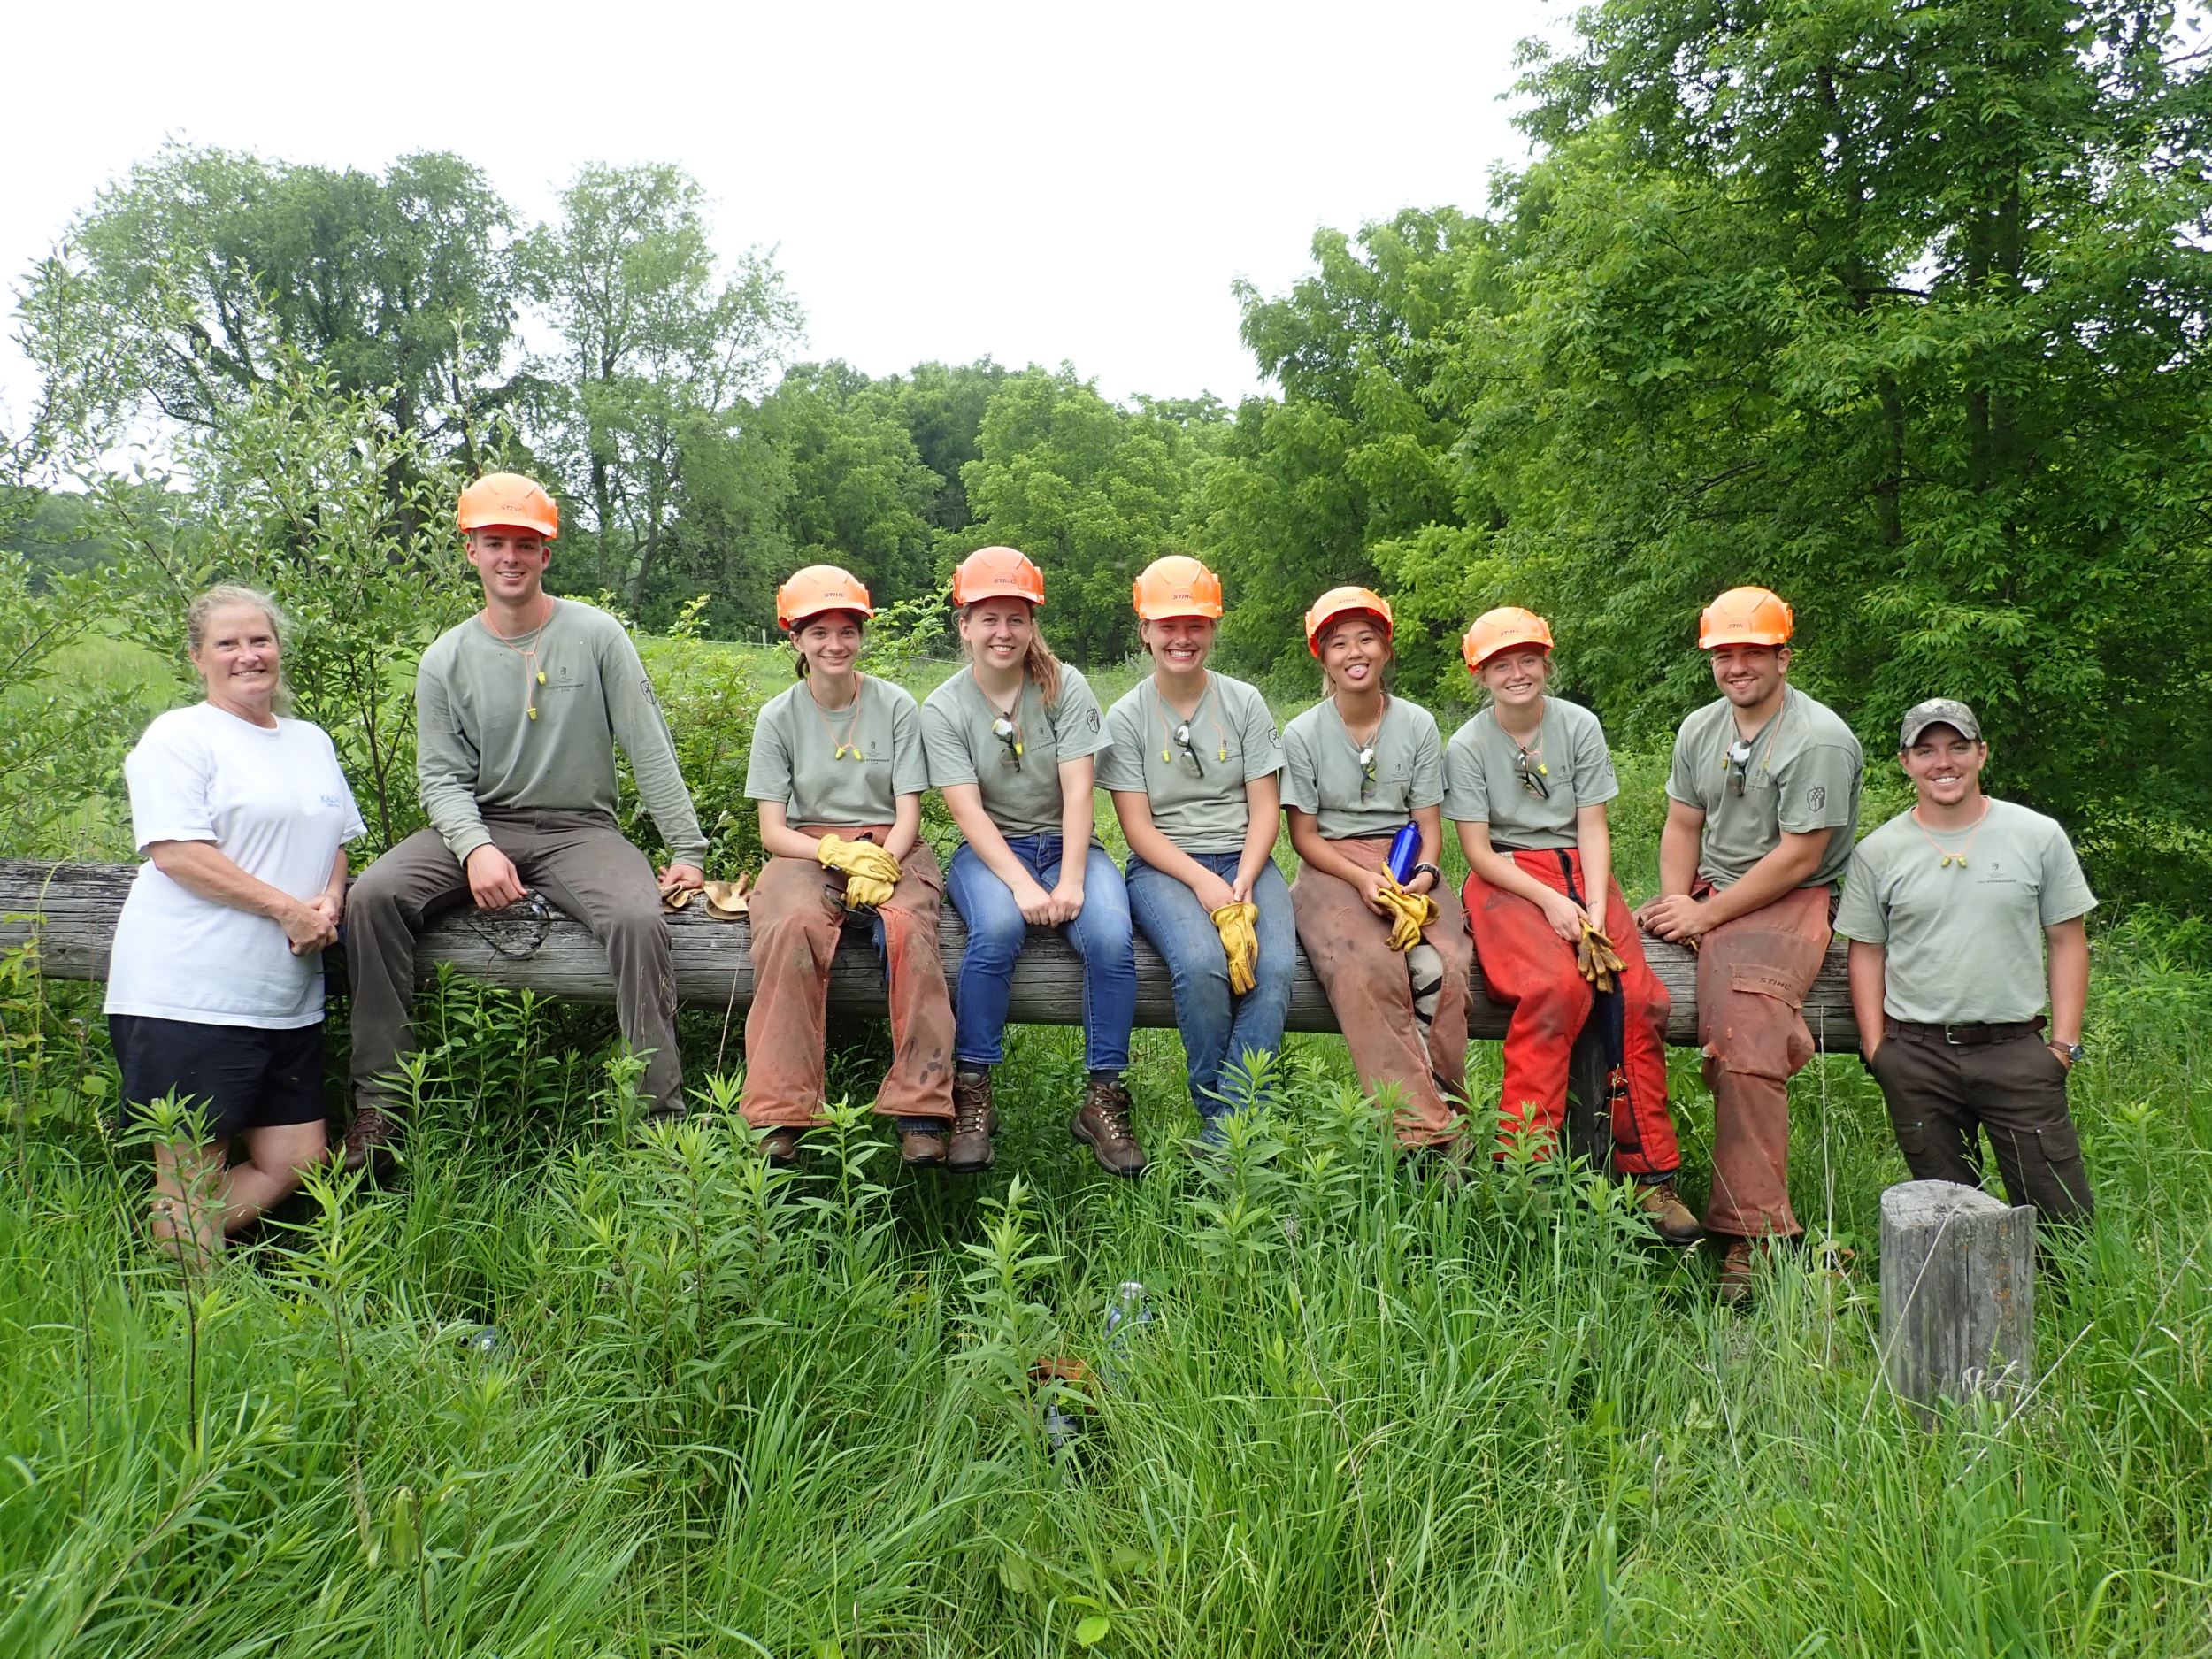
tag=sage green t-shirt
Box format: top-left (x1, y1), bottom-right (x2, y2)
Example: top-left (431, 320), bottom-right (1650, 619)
top-left (1279, 695), bottom-right (1444, 841)
top-left (1097, 673), bottom-right (1282, 856)
top-left (920, 664), bottom-right (1110, 838)
top-left (745, 674), bottom-right (927, 827)
top-left (1442, 699), bottom-right (1618, 852)
top-left (1665, 688), bottom-right (1863, 888)
top-left (1833, 799), bottom-right (2096, 1025)
top-left (416, 599), bottom-right (707, 866)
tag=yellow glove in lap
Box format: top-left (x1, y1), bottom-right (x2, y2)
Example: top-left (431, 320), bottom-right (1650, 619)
top-left (1576, 921), bottom-right (1628, 993)
top-left (842, 872), bottom-right (897, 910)
top-left (1210, 901), bottom-right (1260, 995)
top-left (818, 834), bottom-right (902, 910)
top-left (1376, 880), bottom-right (1439, 953)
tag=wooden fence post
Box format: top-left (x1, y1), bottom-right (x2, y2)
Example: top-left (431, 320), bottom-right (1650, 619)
top-left (1878, 1179), bottom-right (2036, 1425)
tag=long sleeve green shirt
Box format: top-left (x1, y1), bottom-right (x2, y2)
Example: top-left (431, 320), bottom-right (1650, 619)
top-left (415, 600), bottom-right (708, 867)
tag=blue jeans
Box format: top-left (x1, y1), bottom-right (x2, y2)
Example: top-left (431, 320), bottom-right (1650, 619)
top-left (1125, 852), bottom-right (1294, 1121)
top-left (944, 837), bottom-right (1137, 1074)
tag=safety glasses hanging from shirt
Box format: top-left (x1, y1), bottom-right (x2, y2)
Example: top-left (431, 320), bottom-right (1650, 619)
top-left (1515, 748), bottom-right (1549, 800)
top-left (1173, 721), bottom-right (1205, 778)
top-left (992, 714), bottom-right (1024, 771)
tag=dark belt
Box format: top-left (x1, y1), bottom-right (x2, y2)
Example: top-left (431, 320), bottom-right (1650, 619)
top-left (1886, 1017), bottom-right (2044, 1048)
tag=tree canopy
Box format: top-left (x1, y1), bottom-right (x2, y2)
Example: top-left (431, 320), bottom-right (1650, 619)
top-left (12, 1), bottom-right (2212, 900)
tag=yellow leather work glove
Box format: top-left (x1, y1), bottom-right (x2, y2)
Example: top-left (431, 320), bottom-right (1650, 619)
top-left (817, 834), bottom-right (902, 888)
top-left (1210, 901), bottom-right (1260, 995)
top-left (842, 872), bottom-right (896, 910)
top-left (1578, 921), bottom-right (1628, 994)
top-left (1376, 881), bottom-right (1438, 953)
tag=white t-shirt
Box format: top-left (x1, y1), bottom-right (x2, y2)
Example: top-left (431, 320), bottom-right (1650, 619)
top-left (105, 703), bottom-right (366, 1028)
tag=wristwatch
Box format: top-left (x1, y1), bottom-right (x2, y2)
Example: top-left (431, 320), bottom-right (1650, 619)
top-left (2051, 1040), bottom-right (2085, 1067)
top-left (1411, 862), bottom-right (1442, 887)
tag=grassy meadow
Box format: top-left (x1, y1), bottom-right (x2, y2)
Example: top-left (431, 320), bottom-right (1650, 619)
top-left (2, 636), bottom-right (2208, 1655)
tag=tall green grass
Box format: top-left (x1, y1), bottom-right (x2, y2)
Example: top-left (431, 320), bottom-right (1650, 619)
top-left (4, 906), bottom-right (2209, 1655)
top-left (8, 644), bottom-right (2206, 1654)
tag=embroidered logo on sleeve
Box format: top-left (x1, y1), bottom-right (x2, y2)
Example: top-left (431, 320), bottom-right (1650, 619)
top-left (1807, 786), bottom-right (1827, 811)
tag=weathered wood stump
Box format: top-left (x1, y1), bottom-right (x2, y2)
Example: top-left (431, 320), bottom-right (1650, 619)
top-left (1879, 1179), bottom-right (2036, 1424)
top-left (0, 858), bottom-right (1861, 1049)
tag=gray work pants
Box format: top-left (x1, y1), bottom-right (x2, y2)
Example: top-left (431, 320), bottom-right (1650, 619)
top-left (345, 809), bottom-right (682, 1115)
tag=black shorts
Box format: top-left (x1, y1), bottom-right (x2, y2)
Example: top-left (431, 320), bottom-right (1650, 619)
top-left (110, 1014), bottom-right (328, 1142)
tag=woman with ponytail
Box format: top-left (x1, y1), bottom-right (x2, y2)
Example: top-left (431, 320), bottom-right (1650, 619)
top-left (921, 547), bottom-right (1144, 1175)
top-left (740, 565), bottom-right (957, 1169)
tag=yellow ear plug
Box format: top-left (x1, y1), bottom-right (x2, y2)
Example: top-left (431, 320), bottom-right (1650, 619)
top-left (537, 670), bottom-right (547, 686)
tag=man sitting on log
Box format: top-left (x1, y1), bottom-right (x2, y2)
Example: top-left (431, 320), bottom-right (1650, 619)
top-left (1836, 698), bottom-right (2095, 1224)
top-left (340, 474), bottom-right (707, 1174)
top-left (1635, 587), bottom-right (1863, 1302)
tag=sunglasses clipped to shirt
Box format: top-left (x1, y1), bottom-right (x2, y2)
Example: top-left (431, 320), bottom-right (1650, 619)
top-left (992, 714), bottom-right (1025, 771)
top-left (1171, 720), bottom-right (1206, 778)
top-left (1515, 746), bottom-right (1550, 800)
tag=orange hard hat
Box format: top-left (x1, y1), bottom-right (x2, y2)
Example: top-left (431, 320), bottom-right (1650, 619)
top-left (777, 565), bottom-right (875, 631)
top-left (1462, 606), bottom-right (1555, 672)
top-left (1304, 586), bottom-right (1394, 657)
top-left (952, 545), bottom-right (1046, 608)
top-left (1132, 555), bottom-right (1224, 621)
top-left (1699, 586), bottom-right (1794, 649)
top-left (457, 472), bottom-right (558, 540)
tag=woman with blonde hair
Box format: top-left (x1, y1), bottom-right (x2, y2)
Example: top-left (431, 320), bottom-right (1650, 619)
top-left (1447, 607), bottom-right (1697, 1241)
top-left (921, 546), bottom-right (1144, 1176)
top-left (1099, 555), bottom-right (1292, 1141)
top-left (739, 565), bottom-right (957, 1167)
top-left (106, 585), bottom-right (365, 1259)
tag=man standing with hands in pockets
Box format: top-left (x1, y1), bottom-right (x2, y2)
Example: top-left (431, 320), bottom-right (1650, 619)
top-left (1636, 587), bottom-right (1863, 1302)
top-left (342, 473), bottom-right (707, 1172)
top-left (1835, 699), bottom-right (2095, 1224)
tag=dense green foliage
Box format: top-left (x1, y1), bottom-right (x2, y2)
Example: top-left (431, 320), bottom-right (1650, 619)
top-left (1198, 1), bottom-right (2212, 905)
top-left (19, 1), bottom-right (2206, 903)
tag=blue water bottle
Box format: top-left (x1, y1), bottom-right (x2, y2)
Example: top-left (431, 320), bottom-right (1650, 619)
top-left (1386, 821), bottom-right (1420, 884)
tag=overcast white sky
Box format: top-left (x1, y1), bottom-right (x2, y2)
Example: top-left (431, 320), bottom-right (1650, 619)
top-left (0, 0), bottom-right (1566, 427)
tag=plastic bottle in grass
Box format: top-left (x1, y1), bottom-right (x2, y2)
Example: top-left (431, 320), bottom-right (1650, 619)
top-left (1099, 1280), bottom-right (1152, 1387)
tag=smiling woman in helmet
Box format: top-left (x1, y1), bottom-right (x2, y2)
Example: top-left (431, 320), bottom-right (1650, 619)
top-left (1279, 587), bottom-right (1473, 1166)
top-left (1447, 607), bottom-right (1698, 1243)
top-left (920, 548), bottom-right (1147, 1177)
top-left (739, 565), bottom-right (957, 1168)
top-left (1097, 556), bottom-right (1293, 1141)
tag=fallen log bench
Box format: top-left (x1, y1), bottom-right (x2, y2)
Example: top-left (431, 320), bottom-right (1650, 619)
top-left (0, 858), bottom-right (1860, 1050)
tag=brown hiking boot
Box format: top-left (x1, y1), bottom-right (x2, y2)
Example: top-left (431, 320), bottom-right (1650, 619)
top-left (1634, 1181), bottom-right (1704, 1247)
top-left (948, 1072), bottom-right (998, 1173)
top-left (1717, 1235), bottom-right (1774, 1306)
top-left (1071, 1078), bottom-right (1148, 1179)
top-left (759, 1125), bottom-right (808, 1168)
top-left (898, 1122), bottom-right (949, 1168)
top-left (341, 1104), bottom-right (403, 1177)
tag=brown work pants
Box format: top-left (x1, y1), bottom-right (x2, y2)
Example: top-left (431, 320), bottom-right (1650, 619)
top-left (739, 828), bottom-right (956, 1128)
top-left (1290, 838), bottom-right (1472, 1147)
top-left (1695, 882), bottom-right (1833, 1240)
top-left (1870, 1024), bottom-right (2094, 1222)
top-left (347, 810), bottom-right (682, 1116)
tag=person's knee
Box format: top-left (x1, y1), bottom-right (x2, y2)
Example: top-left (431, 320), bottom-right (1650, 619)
top-left (348, 858), bottom-right (404, 920)
top-left (964, 902), bottom-right (1026, 966)
top-left (597, 898), bottom-right (668, 949)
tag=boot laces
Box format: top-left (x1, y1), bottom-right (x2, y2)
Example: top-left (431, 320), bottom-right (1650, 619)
top-left (954, 1081), bottom-right (992, 1133)
top-left (1087, 1084), bottom-right (1134, 1144)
